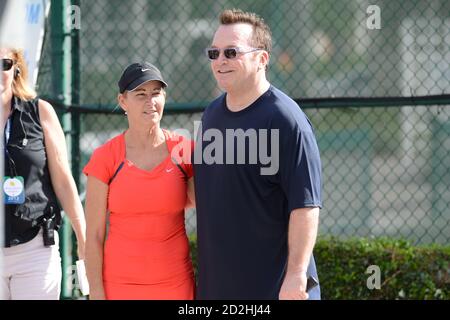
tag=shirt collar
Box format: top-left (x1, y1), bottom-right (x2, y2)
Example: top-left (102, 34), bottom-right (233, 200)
top-left (11, 95), bottom-right (26, 112)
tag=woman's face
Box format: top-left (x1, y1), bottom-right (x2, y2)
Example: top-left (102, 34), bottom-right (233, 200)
top-left (0, 48), bottom-right (14, 96)
top-left (119, 80), bottom-right (166, 128)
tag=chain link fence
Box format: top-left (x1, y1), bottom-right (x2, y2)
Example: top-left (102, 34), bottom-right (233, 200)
top-left (73, 105), bottom-right (450, 245)
top-left (38, 0), bottom-right (450, 104)
top-left (37, 0), bottom-right (450, 246)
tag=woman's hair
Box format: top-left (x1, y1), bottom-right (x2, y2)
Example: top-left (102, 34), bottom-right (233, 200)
top-left (9, 48), bottom-right (37, 101)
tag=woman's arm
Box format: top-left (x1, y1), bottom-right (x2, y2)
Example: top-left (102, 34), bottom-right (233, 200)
top-left (39, 99), bottom-right (86, 259)
top-left (84, 175), bottom-right (108, 300)
top-left (186, 177), bottom-right (195, 209)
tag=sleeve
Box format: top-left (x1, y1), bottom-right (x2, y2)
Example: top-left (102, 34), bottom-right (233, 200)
top-left (82, 144), bottom-right (116, 184)
top-left (278, 116), bottom-right (323, 213)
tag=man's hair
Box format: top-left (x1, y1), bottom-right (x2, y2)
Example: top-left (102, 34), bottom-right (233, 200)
top-left (219, 9), bottom-right (272, 54)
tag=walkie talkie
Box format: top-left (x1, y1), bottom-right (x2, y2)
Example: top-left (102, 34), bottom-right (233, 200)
top-left (306, 276), bottom-right (319, 292)
top-left (42, 207), bottom-right (55, 247)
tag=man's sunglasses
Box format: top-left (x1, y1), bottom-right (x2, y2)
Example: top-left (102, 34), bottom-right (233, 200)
top-left (205, 47), bottom-right (262, 61)
top-left (2, 58), bottom-right (15, 71)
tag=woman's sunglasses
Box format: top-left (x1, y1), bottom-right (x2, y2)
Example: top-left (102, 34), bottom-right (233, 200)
top-left (2, 58), bottom-right (15, 71)
top-left (205, 47), bottom-right (262, 61)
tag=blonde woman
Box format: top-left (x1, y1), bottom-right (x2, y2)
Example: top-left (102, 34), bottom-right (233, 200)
top-left (1, 47), bottom-right (86, 300)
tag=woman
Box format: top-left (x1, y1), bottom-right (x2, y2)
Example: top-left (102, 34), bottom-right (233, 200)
top-left (1, 47), bottom-right (86, 299)
top-left (83, 62), bottom-right (195, 300)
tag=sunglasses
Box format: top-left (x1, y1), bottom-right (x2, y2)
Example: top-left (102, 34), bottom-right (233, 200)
top-left (2, 58), bottom-right (15, 71)
top-left (205, 47), bottom-right (262, 60)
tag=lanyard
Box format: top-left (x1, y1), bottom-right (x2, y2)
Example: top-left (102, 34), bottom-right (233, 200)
top-left (4, 117), bottom-right (19, 177)
top-left (5, 116), bottom-right (11, 144)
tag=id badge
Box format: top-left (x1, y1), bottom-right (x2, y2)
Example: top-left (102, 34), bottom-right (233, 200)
top-left (4, 176), bottom-right (25, 204)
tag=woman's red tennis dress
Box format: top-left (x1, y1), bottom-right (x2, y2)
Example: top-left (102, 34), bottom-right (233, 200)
top-left (83, 129), bottom-right (195, 299)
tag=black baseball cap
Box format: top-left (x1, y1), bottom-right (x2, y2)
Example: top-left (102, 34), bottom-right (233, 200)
top-left (118, 62), bottom-right (168, 93)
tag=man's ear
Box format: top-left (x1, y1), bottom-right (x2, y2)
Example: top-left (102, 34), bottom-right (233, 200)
top-left (260, 50), bottom-right (269, 71)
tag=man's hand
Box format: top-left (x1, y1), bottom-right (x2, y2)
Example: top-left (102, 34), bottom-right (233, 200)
top-left (279, 271), bottom-right (309, 300)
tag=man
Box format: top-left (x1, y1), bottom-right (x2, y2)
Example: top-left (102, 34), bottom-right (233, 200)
top-left (194, 9), bottom-right (322, 300)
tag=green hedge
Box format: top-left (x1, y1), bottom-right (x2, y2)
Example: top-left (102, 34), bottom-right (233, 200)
top-left (188, 236), bottom-right (450, 299)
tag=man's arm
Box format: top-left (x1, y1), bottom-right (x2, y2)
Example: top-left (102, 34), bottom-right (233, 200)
top-left (279, 207), bottom-right (319, 300)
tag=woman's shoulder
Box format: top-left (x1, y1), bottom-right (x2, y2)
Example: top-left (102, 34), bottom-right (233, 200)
top-left (163, 128), bottom-right (192, 144)
top-left (91, 132), bottom-right (125, 159)
top-left (36, 98), bottom-right (53, 110)
top-left (83, 132), bottom-right (125, 181)
top-left (162, 129), bottom-right (193, 166)
top-left (35, 98), bottom-right (58, 121)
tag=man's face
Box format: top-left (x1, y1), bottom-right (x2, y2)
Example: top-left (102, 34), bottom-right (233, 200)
top-left (210, 23), bottom-right (261, 93)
